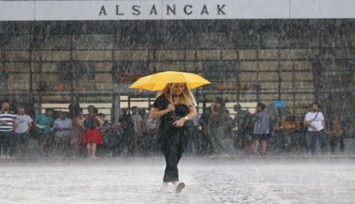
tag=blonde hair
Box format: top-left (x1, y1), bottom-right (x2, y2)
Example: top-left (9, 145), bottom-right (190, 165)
top-left (160, 83), bottom-right (197, 107)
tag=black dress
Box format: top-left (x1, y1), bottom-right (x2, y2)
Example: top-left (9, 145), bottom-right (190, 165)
top-left (153, 95), bottom-right (193, 182)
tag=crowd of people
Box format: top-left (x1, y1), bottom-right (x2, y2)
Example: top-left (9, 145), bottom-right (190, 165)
top-left (232, 102), bottom-right (353, 156)
top-left (0, 98), bottom-right (353, 160)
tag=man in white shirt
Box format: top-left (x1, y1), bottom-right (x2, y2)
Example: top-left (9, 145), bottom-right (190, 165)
top-left (53, 111), bottom-right (73, 155)
top-left (304, 103), bottom-right (326, 154)
top-left (15, 106), bottom-right (33, 158)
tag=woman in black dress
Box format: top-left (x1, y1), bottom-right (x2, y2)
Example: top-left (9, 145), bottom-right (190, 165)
top-left (150, 83), bottom-right (197, 193)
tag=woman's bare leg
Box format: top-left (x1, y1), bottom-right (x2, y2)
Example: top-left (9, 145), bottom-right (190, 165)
top-left (53, 138), bottom-right (60, 154)
top-left (40, 141), bottom-right (46, 156)
top-left (253, 140), bottom-right (259, 154)
top-left (64, 138), bottom-right (71, 155)
top-left (261, 140), bottom-right (268, 155)
top-left (86, 143), bottom-right (91, 158)
top-left (91, 143), bottom-right (98, 159)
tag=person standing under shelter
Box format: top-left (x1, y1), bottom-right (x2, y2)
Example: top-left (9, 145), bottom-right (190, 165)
top-left (233, 104), bottom-right (253, 150)
top-left (118, 108), bottom-right (135, 156)
top-left (81, 105), bottom-right (104, 159)
top-left (53, 111), bottom-right (73, 155)
top-left (15, 106), bottom-right (33, 158)
top-left (280, 115), bottom-right (302, 152)
top-left (146, 105), bottom-right (160, 155)
top-left (0, 101), bottom-right (17, 159)
top-left (34, 108), bottom-right (54, 157)
top-left (72, 109), bottom-right (85, 157)
top-left (201, 97), bottom-right (231, 155)
top-left (251, 103), bottom-right (271, 156)
top-left (131, 106), bottom-right (143, 155)
top-left (326, 113), bottom-right (352, 154)
top-left (304, 103), bottom-right (326, 154)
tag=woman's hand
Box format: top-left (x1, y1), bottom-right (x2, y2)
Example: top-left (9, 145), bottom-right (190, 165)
top-left (173, 118), bottom-right (185, 128)
top-left (166, 104), bottom-right (175, 113)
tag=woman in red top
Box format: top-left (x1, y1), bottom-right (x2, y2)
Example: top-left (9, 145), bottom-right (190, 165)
top-left (80, 105), bottom-right (104, 159)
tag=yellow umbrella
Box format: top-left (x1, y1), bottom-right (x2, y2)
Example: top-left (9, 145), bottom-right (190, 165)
top-left (129, 71), bottom-right (211, 91)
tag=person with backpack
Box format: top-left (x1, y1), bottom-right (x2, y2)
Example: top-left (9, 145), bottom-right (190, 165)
top-left (304, 102), bottom-right (326, 154)
top-left (80, 105), bottom-right (104, 159)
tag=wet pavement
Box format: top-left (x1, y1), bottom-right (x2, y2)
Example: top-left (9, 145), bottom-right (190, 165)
top-left (0, 157), bottom-right (354, 204)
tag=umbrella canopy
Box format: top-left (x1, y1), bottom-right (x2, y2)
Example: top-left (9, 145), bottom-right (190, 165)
top-left (129, 71), bottom-right (211, 91)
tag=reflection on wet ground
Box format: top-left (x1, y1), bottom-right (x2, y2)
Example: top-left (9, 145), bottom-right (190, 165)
top-left (0, 157), bottom-right (354, 204)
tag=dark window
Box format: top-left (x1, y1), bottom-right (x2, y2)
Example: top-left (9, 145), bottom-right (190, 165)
top-left (58, 61), bottom-right (95, 81)
top-left (112, 61), bottom-right (148, 83)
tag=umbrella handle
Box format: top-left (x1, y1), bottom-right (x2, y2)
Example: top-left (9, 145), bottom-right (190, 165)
top-left (134, 89), bottom-right (142, 95)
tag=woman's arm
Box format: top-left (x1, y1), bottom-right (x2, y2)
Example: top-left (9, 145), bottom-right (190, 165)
top-left (150, 104), bottom-right (174, 119)
top-left (79, 116), bottom-right (87, 129)
top-left (186, 106), bottom-right (197, 120)
top-left (96, 116), bottom-right (105, 128)
top-left (173, 106), bottom-right (197, 128)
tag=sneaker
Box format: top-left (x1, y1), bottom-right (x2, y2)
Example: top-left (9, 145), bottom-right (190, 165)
top-left (174, 182), bottom-right (185, 193)
top-left (160, 183), bottom-right (174, 193)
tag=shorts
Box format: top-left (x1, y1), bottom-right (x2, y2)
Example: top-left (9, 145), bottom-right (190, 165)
top-left (0, 132), bottom-right (14, 145)
top-left (15, 132), bottom-right (31, 145)
top-left (252, 134), bottom-right (270, 141)
top-left (54, 135), bottom-right (71, 142)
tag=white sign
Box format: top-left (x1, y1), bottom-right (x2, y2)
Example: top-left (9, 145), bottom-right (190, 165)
top-left (0, 0), bottom-right (355, 21)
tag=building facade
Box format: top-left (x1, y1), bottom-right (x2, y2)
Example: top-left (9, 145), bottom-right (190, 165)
top-left (0, 1), bottom-right (354, 122)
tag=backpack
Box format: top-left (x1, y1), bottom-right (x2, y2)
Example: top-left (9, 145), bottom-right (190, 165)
top-left (84, 115), bottom-right (98, 129)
